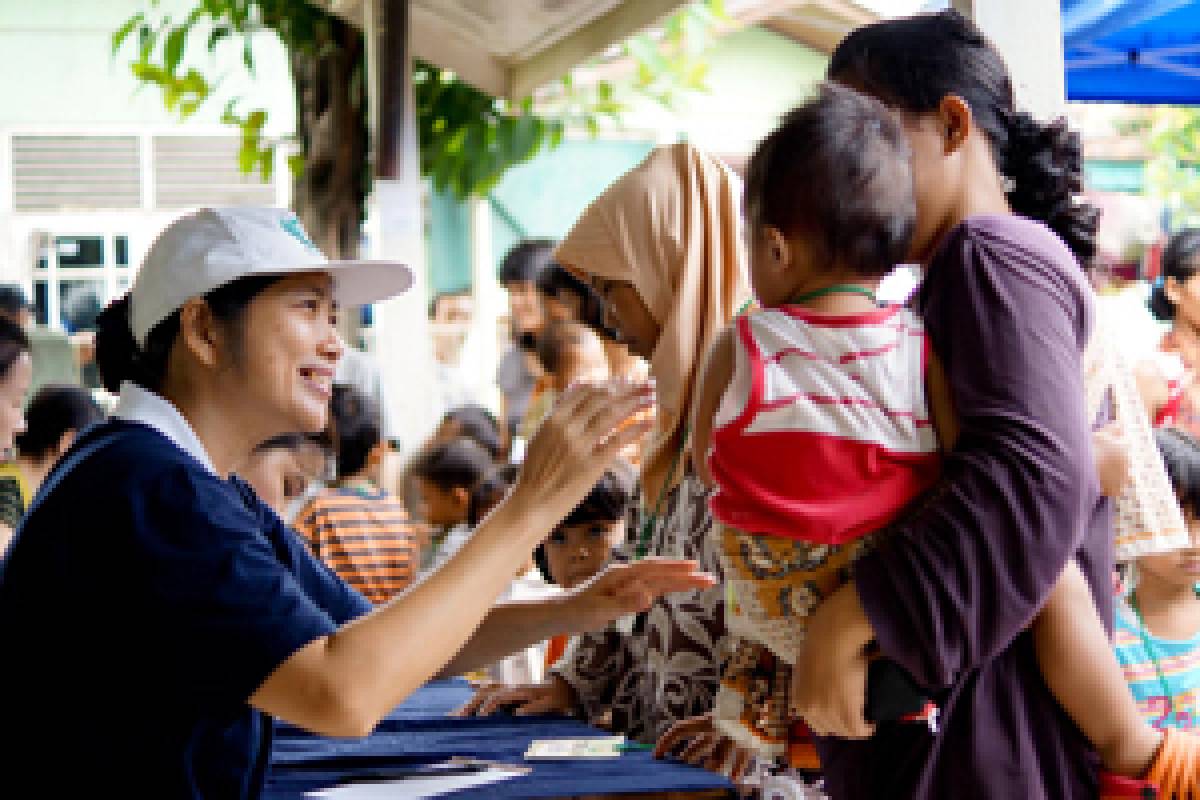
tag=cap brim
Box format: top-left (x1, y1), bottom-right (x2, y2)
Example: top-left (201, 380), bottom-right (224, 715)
top-left (319, 260), bottom-right (413, 306)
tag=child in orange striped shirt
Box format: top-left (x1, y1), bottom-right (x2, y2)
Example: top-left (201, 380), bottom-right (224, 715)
top-left (294, 386), bottom-right (422, 603)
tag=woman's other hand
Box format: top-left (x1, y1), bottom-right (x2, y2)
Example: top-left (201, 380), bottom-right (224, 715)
top-left (560, 558), bottom-right (715, 633)
top-left (654, 712), bottom-right (757, 785)
top-left (454, 674), bottom-right (578, 717)
top-left (791, 582), bottom-right (876, 740)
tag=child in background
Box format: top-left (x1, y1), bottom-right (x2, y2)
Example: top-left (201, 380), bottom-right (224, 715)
top-left (534, 463), bottom-right (634, 670)
top-left (239, 432), bottom-right (331, 522)
top-left (1117, 428), bottom-right (1200, 732)
top-left (517, 320), bottom-right (612, 445)
top-left (411, 437), bottom-right (495, 577)
top-left (0, 385), bottom-right (103, 530)
top-left (293, 386), bottom-right (422, 603)
top-left (691, 82), bottom-right (1182, 791)
top-left (430, 405), bottom-right (505, 462)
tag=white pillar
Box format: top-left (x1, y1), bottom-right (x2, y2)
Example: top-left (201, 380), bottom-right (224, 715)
top-left (465, 195), bottom-right (503, 413)
top-left (955, 0), bottom-right (1066, 119)
top-left (364, 0), bottom-right (441, 455)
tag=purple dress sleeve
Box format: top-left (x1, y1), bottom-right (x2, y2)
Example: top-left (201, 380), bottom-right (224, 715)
top-left (855, 214), bottom-right (1102, 685)
top-left (821, 215), bottom-right (1113, 799)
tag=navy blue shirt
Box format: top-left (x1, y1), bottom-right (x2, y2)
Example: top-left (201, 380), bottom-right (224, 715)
top-left (0, 420), bottom-right (372, 798)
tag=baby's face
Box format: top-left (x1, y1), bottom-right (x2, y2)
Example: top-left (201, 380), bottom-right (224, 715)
top-left (555, 335), bottom-right (611, 392)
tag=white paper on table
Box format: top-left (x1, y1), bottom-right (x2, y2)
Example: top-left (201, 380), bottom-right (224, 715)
top-left (305, 766), bottom-right (526, 799)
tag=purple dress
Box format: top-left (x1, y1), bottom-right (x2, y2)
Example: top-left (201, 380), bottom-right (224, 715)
top-left (817, 215), bottom-right (1112, 799)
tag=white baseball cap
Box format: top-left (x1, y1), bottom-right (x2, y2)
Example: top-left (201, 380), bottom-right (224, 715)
top-left (128, 206), bottom-right (413, 346)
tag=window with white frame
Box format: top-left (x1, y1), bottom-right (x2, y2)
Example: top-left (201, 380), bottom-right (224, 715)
top-left (32, 233), bottom-right (131, 333)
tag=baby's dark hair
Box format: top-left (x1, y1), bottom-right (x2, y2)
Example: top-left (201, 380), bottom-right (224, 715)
top-left (467, 464), bottom-right (519, 527)
top-left (409, 437), bottom-right (494, 494)
top-left (16, 385), bottom-right (104, 461)
top-left (1156, 427), bottom-right (1200, 518)
top-left (330, 385), bottom-right (381, 480)
top-left (534, 462), bottom-right (634, 584)
top-left (95, 274), bottom-right (282, 394)
top-left (1149, 228), bottom-right (1200, 322)
top-left (828, 10), bottom-right (1099, 267)
top-left (745, 82), bottom-right (915, 278)
top-left (441, 405), bottom-right (503, 461)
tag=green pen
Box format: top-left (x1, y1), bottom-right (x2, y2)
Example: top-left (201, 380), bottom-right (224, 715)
top-left (616, 742), bottom-right (654, 752)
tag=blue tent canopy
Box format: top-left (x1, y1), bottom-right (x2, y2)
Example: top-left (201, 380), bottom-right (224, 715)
top-left (1064, 0), bottom-right (1200, 103)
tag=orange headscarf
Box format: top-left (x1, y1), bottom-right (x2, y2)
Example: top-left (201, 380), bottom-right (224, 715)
top-left (556, 143), bottom-right (751, 504)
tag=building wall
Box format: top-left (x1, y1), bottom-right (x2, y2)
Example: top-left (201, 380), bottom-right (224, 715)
top-left (0, 0), bottom-right (295, 329)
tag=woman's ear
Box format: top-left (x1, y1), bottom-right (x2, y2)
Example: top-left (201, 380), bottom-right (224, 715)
top-left (452, 486), bottom-right (471, 511)
top-left (55, 429), bottom-right (77, 460)
top-left (937, 94), bottom-right (973, 154)
top-left (1166, 276), bottom-right (1182, 308)
top-left (177, 298), bottom-right (222, 369)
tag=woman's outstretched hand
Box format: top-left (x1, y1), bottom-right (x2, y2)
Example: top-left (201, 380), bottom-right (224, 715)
top-left (560, 558), bottom-right (716, 633)
top-left (454, 674), bottom-right (579, 718)
top-left (511, 379), bottom-right (655, 528)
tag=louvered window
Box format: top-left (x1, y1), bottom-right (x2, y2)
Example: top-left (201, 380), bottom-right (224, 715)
top-left (153, 136), bottom-right (277, 209)
top-left (11, 136), bottom-right (141, 211)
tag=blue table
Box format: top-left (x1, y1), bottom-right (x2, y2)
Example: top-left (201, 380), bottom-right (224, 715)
top-left (264, 679), bottom-right (734, 798)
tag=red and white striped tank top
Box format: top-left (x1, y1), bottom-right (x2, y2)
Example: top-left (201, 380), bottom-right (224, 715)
top-left (708, 305), bottom-right (941, 544)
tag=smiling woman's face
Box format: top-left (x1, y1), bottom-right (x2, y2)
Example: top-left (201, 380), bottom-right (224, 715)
top-left (229, 273), bottom-right (345, 436)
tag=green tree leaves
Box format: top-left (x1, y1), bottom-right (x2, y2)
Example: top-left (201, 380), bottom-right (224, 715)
top-left (114, 0), bottom-right (724, 200)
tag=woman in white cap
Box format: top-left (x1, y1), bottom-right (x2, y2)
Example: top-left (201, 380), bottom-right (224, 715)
top-left (0, 207), bottom-right (712, 799)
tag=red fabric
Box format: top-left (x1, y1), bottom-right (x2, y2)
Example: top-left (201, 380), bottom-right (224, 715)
top-left (708, 313), bottom-right (940, 543)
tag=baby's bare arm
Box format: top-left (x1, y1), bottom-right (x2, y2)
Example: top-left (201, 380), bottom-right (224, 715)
top-left (690, 325), bottom-right (736, 488)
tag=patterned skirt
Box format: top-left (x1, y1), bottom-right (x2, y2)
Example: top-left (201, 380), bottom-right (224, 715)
top-left (714, 524), bottom-right (874, 764)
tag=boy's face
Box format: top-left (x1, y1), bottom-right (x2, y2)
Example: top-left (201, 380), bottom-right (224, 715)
top-left (1139, 508), bottom-right (1200, 588)
top-left (543, 518), bottom-right (623, 589)
top-left (414, 477), bottom-right (469, 528)
top-left (504, 280), bottom-right (544, 338)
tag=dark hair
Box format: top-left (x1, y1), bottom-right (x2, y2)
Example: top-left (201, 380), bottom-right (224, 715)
top-left (466, 464), bottom-right (519, 527)
top-left (95, 275), bottom-right (283, 394)
top-left (499, 239), bottom-right (556, 286)
top-left (828, 10), bottom-right (1099, 266)
top-left (1155, 427), bottom-right (1200, 518)
top-left (536, 318), bottom-right (603, 377)
top-left (1149, 228), bottom-right (1200, 321)
top-left (329, 385), bottom-right (381, 480)
top-left (746, 82), bottom-right (915, 277)
top-left (409, 437), bottom-right (494, 494)
top-left (255, 431), bottom-right (332, 456)
top-left (0, 315), bottom-right (30, 380)
top-left (0, 284), bottom-right (31, 319)
top-left (15, 385), bottom-right (103, 460)
top-left (534, 463), bottom-right (634, 584)
top-left (442, 405), bottom-right (503, 460)
top-left (536, 264), bottom-right (611, 335)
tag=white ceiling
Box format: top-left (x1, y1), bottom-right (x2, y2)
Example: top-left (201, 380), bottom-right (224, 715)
top-left (311, 0), bottom-right (879, 99)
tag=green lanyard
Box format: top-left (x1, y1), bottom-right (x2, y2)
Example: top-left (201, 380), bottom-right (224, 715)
top-left (790, 284), bottom-right (878, 306)
top-left (1127, 587), bottom-right (1200, 728)
top-left (634, 433), bottom-right (687, 560)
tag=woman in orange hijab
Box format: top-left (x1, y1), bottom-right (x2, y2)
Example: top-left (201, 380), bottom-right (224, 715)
top-left (459, 142), bottom-right (757, 779)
